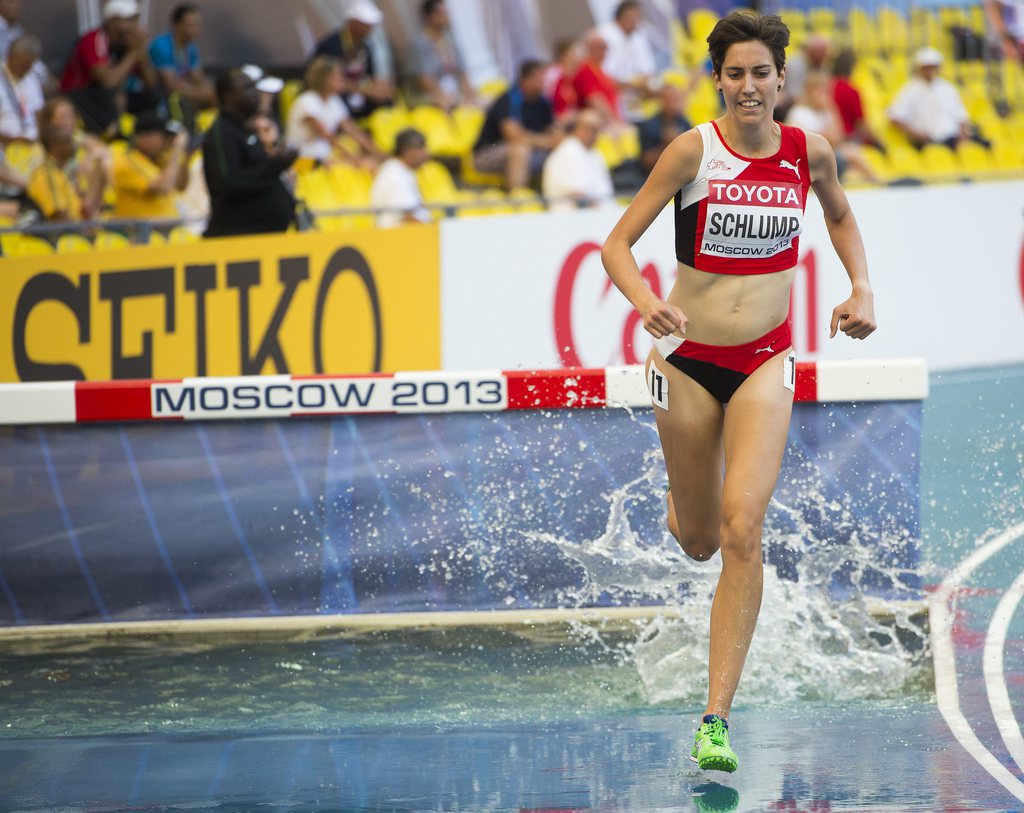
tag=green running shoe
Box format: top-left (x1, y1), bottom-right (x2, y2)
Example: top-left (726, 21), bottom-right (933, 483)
top-left (690, 715), bottom-right (738, 773)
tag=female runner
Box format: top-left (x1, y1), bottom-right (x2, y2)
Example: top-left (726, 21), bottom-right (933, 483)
top-left (601, 11), bottom-right (876, 772)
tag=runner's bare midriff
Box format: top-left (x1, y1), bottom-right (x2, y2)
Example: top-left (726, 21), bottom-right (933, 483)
top-left (666, 261), bottom-right (796, 346)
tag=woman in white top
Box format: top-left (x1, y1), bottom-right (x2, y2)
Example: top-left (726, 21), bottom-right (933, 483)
top-left (286, 56), bottom-right (383, 168)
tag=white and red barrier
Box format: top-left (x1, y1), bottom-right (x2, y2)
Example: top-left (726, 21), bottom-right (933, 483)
top-left (0, 359), bottom-right (927, 425)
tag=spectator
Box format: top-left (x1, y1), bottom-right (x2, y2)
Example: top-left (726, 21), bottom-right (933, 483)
top-left (0, 147), bottom-right (25, 218)
top-left (27, 126), bottom-right (84, 221)
top-left (542, 109), bottom-right (614, 212)
top-left (285, 55), bottom-right (383, 167)
top-left (241, 64), bottom-right (285, 122)
top-left (472, 59), bottom-right (557, 191)
top-left (786, 73), bottom-right (879, 183)
top-left (831, 48), bottom-right (883, 151)
top-left (598, 0), bottom-right (657, 119)
top-left (149, 2), bottom-right (215, 124)
top-left (311, 0), bottom-right (393, 120)
top-left (544, 38), bottom-right (581, 119)
top-left (573, 29), bottom-right (623, 124)
top-left (888, 47), bottom-right (978, 149)
top-left (112, 111), bottom-right (189, 220)
top-left (638, 82), bottom-right (691, 174)
top-left (776, 31), bottom-right (830, 121)
top-left (59, 0), bottom-right (160, 137)
top-left (403, 0), bottom-right (474, 110)
top-left (0, 0), bottom-right (50, 89)
top-left (202, 68), bottom-right (298, 238)
top-left (985, 0), bottom-right (1024, 61)
top-left (0, 35), bottom-right (44, 144)
top-left (37, 95), bottom-right (110, 215)
top-left (370, 127), bottom-right (431, 228)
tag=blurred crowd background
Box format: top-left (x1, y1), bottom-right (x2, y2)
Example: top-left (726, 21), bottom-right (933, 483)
top-left (0, 0), bottom-right (1022, 255)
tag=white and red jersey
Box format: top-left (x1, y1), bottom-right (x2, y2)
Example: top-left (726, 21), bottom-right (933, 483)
top-left (675, 121), bottom-right (811, 275)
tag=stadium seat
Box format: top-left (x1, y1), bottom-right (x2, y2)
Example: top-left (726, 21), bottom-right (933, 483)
top-left (416, 159), bottom-right (459, 208)
top-left (956, 141), bottom-right (995, 174)
top-left (95, 230), bottom-right (133, 250)
top-left (991, 141), bottom-right (1024, 171)
top-left (4, 141), bottom-right (39, 175)
top-left (1, 233), bottom-right (53, 256)
top-left (56, 233), bottom-right (94, 253)
top-left (806, 7), bottom-right (836, 33)
top-left (508, 186), bottom-right (544, 213)
top-left (278, 79), bottom-right (303, 126)
top-left (409, 105), bottom-right (460, 156)
top-left (886, 144), bottom-right (924, 179)
top-left (847, 8), bottom-right (878, 56)
top-left (366, 105), bottom-right (411, 154)
top-left (877, 6), bottom-right (909, 55)
top-left (147, 230), bottom-right (167, 246)
top-left (168, 225), bottom-right (200, 243)
top-left (477, 77), bottom-right (509, 103)
top-left (859, 145), bottom-right (890, 182)
top-left (919, 143), bottom-right (958, 178)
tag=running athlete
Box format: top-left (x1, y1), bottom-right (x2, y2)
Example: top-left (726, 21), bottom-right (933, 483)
top-left (602, 12), bottom-right (875, 772)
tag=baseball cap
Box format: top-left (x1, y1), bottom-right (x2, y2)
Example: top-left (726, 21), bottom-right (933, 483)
top-left (345, 0), bottom-right (383, 26)
top-left (241, 64), bottom-right (285, 94)
top-left (103, 0), bottom-right (140, 20)
top-left (914, 47), bottom-right (943, 67)
top-left (133, 111), bottom-right (180, 135)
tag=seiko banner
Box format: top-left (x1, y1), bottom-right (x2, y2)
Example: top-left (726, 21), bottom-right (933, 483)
top-left (0, 228), bottom-right (441, 382)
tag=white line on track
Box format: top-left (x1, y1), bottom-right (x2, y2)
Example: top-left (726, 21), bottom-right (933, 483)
top-left (930, 522), bottom-right (1024, 800)
top-left (985, 566), bottom-right (1024, 772)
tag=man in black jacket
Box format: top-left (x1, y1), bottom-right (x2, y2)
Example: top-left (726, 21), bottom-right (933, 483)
top-left (203, 68), bottom-right (298, 237)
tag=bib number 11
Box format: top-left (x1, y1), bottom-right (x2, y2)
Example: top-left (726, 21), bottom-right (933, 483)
top-left (648, 361), bottom-right (669, 409)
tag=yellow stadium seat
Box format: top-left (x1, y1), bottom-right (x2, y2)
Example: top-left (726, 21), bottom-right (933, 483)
top-left (595, 131), bottom-right (623, 168)
top-left (147, 230), bottom-right (167, 246)
top-left (169, 225), bottom-right (201, 243)
top-left (409, 105), bottom-right (460, 156)
top-left (278, 79), bottom-right (303, 127)
top-left (806, 6), bottom-right (836, 32)
top-left (956, 141), bottom-right (995, 174)
top-left (1, 233), bottom-right (54, 256)
top-left (616, 125), bottom-right (641, 162)
top-left (195, 108), bottom-right (217, 133)
top-left (477, 77), bottom-right (509, 104)
top-left (847, 8), bottom-right (878, 55)
top-left (95, 229), bottom-right (132, 250)
top-left (877, 6), bottom-right (909, 54)
top-left (416, 159), bottom-right (459, 204)
top-left (366, 105), bottom-right (411, 154)
top-left (886, 144), bottom-right (923, 179)
top-left (992, 142), bottom-right (1023, 171)
top-left (778, 8), bottom-right (807, 32)
top-left (508, 186), bottom-right (544, 213)
top-left (5, 141), bottom-right (40, 175)
top-left (919, 143), bottom-right (958, 178)
top-left (56, 233), bottom-right (94, 253)
top-left (687, 8), bottom-right (719, 44)
top-left (461, 188), bottom-right (510, 217)
top-left (860, 145), bottom-right (890, 182)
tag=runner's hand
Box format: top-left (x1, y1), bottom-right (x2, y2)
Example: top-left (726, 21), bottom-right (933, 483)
top-left (830, 291), bottom-right (876, 340)
top-left (640, 297), bottom-right (687, 339)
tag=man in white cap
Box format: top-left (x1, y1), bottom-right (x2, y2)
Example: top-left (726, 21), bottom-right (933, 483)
top-left (888, 47), bottom-right (974, 148)
top-left (310, 0), bottom-right (393, 119)
top-left (58, 0), bottom-right (159, 136)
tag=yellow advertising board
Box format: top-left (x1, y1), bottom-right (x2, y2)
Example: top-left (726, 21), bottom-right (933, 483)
top-left (0, 226), bottom-right (440, 381)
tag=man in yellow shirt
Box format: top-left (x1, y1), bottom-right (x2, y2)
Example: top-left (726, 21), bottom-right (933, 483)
top-left (27, 126), bottom-right (82, 221)
top-left (112, 110), bottom-right (188, 220)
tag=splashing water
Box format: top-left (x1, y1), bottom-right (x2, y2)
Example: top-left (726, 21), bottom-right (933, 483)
top-left (525, 444), bottom-right (930, 709)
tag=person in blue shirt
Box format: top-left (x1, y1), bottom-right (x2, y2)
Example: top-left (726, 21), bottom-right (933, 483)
top-left (149, 2), bottom-right (214, 120)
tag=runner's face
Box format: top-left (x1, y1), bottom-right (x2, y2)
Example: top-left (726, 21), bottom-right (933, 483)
top-left (715, 40), bottom-right (783, 123)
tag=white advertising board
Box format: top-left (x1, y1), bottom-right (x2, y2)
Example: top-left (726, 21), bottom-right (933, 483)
top-left (441, 180), bottom-right (1024, 373)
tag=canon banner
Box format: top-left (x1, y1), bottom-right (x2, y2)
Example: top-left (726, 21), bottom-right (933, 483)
top-left (441, 181), bottom-right (1024, 373)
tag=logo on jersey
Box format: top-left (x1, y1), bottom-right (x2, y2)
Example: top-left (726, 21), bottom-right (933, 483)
top-left (706, 158), bottom-right (732, 172)
top-left (780, 159), bottom-right (801, 179)
top-left (701, 178), bottom-right (805, 259)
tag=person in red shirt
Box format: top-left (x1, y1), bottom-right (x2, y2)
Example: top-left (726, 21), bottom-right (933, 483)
top-left (572, 28), bottom-right (622, 123)
top-left (59, 0), bottom-right (159, 137)
top-left (830, 49), bottom-right (883, 150)
top-left (544, 38), bottom-right (581, 119)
